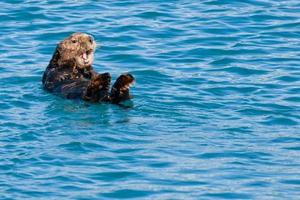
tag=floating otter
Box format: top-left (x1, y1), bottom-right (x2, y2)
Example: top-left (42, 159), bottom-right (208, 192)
top-left (42, 33), bottom-right (134, 104)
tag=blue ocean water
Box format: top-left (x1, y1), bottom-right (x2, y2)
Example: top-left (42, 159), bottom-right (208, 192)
top-left (1, 0), bottom-right (300, 199)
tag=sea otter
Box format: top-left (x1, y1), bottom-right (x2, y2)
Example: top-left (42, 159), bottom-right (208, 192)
top-left (42, 33), bottom-right (134, 104)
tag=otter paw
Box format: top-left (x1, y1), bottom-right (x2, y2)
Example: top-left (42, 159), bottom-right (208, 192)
top-left (89, 72), bottom-right (111, 89)
top-left (57, 73), bottom-right (70, 82)
top-left (84, 72), bottom-right (112, 102)
top-left (98, 72), bottom-right (111, 102)
top-left (99, 72), bottom-right (111, 89)
top-left (110, 73), bottom-right (135, 104)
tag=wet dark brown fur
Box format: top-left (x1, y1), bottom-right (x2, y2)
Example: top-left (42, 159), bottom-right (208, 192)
top-left (42, 33), bottom-right (134, 104)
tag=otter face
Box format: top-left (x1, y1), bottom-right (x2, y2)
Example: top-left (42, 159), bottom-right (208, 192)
top-left (57, 33), bottom-right (97, 69)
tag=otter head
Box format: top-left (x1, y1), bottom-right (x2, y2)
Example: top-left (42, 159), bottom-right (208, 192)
top-left (56, 32), bottom-right (96, 69)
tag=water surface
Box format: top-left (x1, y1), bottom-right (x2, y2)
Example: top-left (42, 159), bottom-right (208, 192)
top-left (1, 0), bottom-right (300, 199)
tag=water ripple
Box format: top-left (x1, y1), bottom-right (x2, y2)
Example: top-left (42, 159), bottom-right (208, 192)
top-left (1, 0), bottom-right (300, 199)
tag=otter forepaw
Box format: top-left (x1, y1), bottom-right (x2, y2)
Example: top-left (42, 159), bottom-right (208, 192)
top-left (57, 73), bottom-right (70, 82)
top-left (83, 72), bottom-right (112, 102)
top-left (98, 72), bottom-right (111, 102)
top-left (110, 73), bottom-right (135, 104)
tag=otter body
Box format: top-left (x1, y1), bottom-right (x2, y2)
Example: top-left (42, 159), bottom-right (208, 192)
top-left (42, 33), bottom-right (134, 104)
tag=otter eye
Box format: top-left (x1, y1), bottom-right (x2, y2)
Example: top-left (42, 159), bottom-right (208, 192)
top-left (88, 36), bottom-right (94, 43)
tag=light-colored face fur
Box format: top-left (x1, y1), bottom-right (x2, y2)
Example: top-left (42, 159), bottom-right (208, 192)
top-left (57, 33), bottom-right (96, 69)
